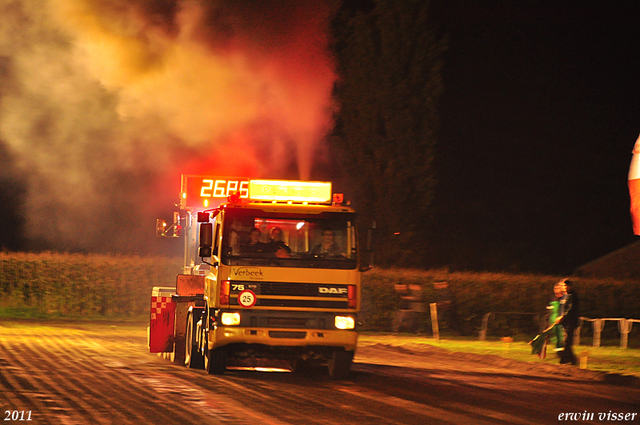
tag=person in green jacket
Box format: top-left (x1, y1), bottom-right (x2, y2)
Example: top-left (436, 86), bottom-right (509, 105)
top-left (547, 281), bottom-right (565, 351)
top-left (530, 279), bottom-right (566, 357)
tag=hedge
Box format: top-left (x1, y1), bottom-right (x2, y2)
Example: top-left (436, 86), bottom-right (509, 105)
top-left (1, 253), bottom-right (638, 338)
top-left (360, 268), bottom-right (640, 337)
top-left (0, 252), bottom-right (182, 316)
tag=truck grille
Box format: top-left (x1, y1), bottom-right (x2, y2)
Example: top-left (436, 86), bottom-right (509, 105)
top-left (258, 299), bottom-right (349, 309)
top-left (268, 331), bottom-right (306, 339)
top-left (230, 281), bottom-right (350, 310)
top-left (267, 317), bottom-right (308, 327)
top-left (258, 282), bottom-right (347, 297)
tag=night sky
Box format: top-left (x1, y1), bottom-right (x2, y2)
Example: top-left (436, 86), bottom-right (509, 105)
top-left (425, 0), bottom-right (640, 273)
top-left (0, 0), bottom-right (639, 275)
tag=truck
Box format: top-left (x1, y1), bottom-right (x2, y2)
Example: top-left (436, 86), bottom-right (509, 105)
top-left (149, 175), bottom-right (369, 378)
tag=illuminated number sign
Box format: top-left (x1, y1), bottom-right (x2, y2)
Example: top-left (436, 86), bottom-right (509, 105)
top-left (249, 180), bottom-right (332, 203)
top-left (181, 175), bottom-right (249, 209)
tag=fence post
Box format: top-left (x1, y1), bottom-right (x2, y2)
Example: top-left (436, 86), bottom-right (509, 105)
top-left (575, 317), bottom-right (584, 346)
top-left (393, 284), bottom-right (423, 333)
top-left (479, 312), bottom-right (492, 341)
top-left (430, 303), bottom-right (440, 342)
top-left (592, 319), bottom-right (604, 348)
top-left (618, 319), bottom-right (631, 349)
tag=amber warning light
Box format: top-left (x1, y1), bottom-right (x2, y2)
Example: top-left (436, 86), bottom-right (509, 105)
top-left (249, 180), bottom-right (332, 203)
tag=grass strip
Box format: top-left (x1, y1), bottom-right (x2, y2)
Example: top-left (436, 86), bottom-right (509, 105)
top-left (359, 333), bottom-right (640, 378)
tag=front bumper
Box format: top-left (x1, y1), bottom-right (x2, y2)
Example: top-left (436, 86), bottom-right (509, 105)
top-left (208, 326), bottom-right (358, 351)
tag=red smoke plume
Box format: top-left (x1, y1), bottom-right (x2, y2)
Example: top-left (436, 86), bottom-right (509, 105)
top-left (52, 0), bottom-right (338, 179)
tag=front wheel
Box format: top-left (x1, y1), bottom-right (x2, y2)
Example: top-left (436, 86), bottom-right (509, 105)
top-left (203, 320), bottom-right (226, 375)
top-left (204, 345), bottom-right (227, 375)
top-left (327, 350), bottom-right (353, 379)
top-left (185, 311), bottom-right (203, 369)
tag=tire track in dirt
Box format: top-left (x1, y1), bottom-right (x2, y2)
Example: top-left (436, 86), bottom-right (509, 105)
top-left (174, 372), bottom-right (362, 425)
top-left (0, 322), bottom-right (542, 425)
top-left (202, 373), bottom-right (394, 424)
top-left (0, 324), bottom-right (240, 424)
top-left (0, 355), bottom-right (49, 424)
top-left (3, 322), bottom-right (639, 425)
top-left (19, 333), bottom-right (173, 424)
top-left (2, 333), bottom-right (131, 424)
top-left (4, 322), bottom-right (500, 424)
top-left (1, 336), bottom-right (102, 424)
top-left (44, 331), bottom-right (215, 424)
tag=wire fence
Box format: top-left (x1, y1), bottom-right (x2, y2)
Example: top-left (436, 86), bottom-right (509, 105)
top-left (478, 312), bottom-right (640, 349)
top-left (579, 317), bottom-right (640, 348)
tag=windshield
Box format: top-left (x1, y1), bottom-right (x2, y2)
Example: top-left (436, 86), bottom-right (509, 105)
top-left (221, 209), bottom-right (357, 269)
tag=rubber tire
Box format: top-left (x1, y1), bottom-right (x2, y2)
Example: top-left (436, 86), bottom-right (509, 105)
top-left (327, 350), bottom-right (353, 379)
top-left (204, 345), bottom-right (227, 375)
top-left (203, 313), bottom-right (227, 375)
top-left (185, 311), bottom-right (204, 369)
top-left (171, 335), bottom-right (186, 365)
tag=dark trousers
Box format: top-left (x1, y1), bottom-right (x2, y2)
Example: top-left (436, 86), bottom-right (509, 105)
top-left (560, 326), bottom-right (577, 365)
top-left (553, 324), bottom-right (564, 348)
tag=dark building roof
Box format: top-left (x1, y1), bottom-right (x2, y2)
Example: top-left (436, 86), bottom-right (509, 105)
top-left (575, 240), bottom-right (640, 280)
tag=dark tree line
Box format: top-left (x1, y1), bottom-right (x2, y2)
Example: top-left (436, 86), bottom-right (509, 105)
top-left (0, 142), bottom-right (26, 251)
top-left (330, 0), bottom-right (446, 267)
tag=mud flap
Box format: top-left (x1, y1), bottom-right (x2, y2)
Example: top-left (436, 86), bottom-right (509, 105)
top-left (149, 287), bottom-right (176, 353)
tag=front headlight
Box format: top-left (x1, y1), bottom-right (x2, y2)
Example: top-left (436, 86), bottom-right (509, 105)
top-left (221, 312), bottom-right (241, 326)
top-left (335, 315), bottom-right (355, 330)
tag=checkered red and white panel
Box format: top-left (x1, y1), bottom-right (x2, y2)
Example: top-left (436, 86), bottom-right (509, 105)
top-left (150, 296), bottom-right (172, 321)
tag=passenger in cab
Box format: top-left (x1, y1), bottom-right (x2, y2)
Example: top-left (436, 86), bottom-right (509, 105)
top-left (311, 230), bottom-right (344, 257)
top-left (268, 227), bottom-right (291, 258)
top-left (241, 228), bottom-right (271, 254)
top-left (228, 229), bottom-right (241, 255)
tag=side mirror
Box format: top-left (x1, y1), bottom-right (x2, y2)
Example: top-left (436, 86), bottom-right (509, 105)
top-left (156, 219), bottom-right (167, 237)
top-left (171, 212), bottom-right (182, 237)
top-left (199, 223), bottom-right (213, 258)
top-left (157, 213), bottom-right (182, 238)
top-left (360, 221), bottom-right (375, 272)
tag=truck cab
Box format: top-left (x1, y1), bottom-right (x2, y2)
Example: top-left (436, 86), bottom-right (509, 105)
top-left (151, 177), bottom-right (365, 379)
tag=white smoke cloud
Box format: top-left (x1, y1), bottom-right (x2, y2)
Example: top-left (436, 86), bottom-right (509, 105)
top-left (0, 0), bottom-right (337, 252)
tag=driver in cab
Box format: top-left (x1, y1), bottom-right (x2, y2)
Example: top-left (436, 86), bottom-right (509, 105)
top-left (311, 230), bottom-right (344, 257)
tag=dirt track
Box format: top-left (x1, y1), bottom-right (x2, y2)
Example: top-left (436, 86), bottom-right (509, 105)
top-left (1, 321), bottom-right (638, 425)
